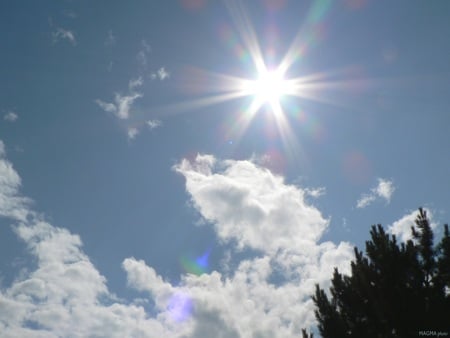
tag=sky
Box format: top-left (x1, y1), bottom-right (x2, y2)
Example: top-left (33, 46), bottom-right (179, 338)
top-left (1, 0), bottom-right (450, 337)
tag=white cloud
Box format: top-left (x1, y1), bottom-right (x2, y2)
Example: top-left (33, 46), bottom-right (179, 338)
top-left (96, 77), bottom-right (149, 139)
top-left (174, 155), bottom-right (329, 252)
top-left (94, 99), bottom-right (116, 114)
top-left (375, 178), bottom-right (395, 202)
top-left (1, 221), bottom-right (173, 338)
top-left (95, 92), bottom-right (142, 120)
top-left (128, 77), bottom-right (143, 91)
top-left (52, 27), bottom-right (76, 45)
top-left (3, 111), bottom-right (18, 122)
top-left (151, 67), bottom-right (170, 81)
top-left (1, 148), bottom-right (354, 337)
top-left (387, 208), bottom-right (437, 242)
top-left (122, 258), bottom-right (174, 309)
top-left (127, 127), bottom-right (139, 140)
top-left (356, 178), bottom-right (395, 208)
top-left (147, 119), bottom-right (162, 130)
top-left (0, 141), bottom-right (30, 221)
top-left (171, 155), bottom-right (354, 335)
top-left (115, 93), bottom-right (142, 120)
top-left (356, 193), bottom-right (377, 209)
top-left (305, 187), bottom-right (326, 199)
top-left (0, 143), bottom-right (175, 336)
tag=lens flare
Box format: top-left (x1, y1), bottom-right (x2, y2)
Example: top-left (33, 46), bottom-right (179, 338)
top-left (167, 291), bottom-right (193, 322)
top-left (180, 250), bottom-right (210, 276)
top-left (342, 150), bottom-right (372, 185)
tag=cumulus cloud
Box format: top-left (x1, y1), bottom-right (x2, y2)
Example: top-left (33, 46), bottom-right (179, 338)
top-left (0, 221), bottom-right (175, 338)
top-left (151, 67), bottom-right (170, 81)
top-left (3, 111), bottom-right (18, 122)
top-left (387, 208), bottom-right (437, 242)
top-left (0, 140), bottom-right (175, 337)
top-left (52, 27), bottom-right (76, 45)
top-left (1, 147), bottom-right (354, 337)
top-left (356, 178), bottom-right (395, 208)
top-left (171, 155), bottom-right (354, 335)
top-left (174, 155), bottom-right (330, 251)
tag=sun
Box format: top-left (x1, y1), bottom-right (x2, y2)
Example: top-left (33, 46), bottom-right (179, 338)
top-left (243, 66), bottom-right (294, 115)
top-left (149, 2), bottom-right (317, 146)
top-left (252, 69), bottom-right (287, 103)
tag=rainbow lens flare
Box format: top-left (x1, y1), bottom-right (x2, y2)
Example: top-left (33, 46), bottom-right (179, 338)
top-left (180, 250), bottom-right (210, 276)
top-left (167, 291), bottom-right (193, 322)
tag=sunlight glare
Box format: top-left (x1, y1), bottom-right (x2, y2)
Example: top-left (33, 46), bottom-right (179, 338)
top-left (242, 66), bottom-right (296, 117)
top-left (250, 68), bottom-right (288, 104)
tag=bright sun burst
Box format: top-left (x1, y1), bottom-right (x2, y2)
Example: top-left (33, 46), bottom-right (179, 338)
top-left (244, 67), bottom-right (293, 115)
top-left (148, 0), bottom-right (336, 162)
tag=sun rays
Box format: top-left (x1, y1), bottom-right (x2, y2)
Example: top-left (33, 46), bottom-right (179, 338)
top-left (140, 0), bottom-right (340, 163)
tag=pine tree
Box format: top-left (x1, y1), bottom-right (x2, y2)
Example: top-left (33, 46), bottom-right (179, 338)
top-left (306, 208), bottom-right (450, 337)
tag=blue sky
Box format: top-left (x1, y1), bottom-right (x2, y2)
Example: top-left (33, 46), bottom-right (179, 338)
top-left (1, 1), bottom-right (450, 336)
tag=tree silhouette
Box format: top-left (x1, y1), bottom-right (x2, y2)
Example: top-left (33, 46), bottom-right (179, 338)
top-left (305, 208), bottom-right (450, 338)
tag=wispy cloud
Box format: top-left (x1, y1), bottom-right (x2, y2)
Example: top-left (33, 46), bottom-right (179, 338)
top-left (128, 76), bottom-right (143, 91)
top-left (94, 99), bottom-right (116, 114)
top-left (96, 76), bottom-right (164, 139)
top-left (147, 119), bottom-right (161, 130)
top-left (3, 111), bottom-right (18, 122)
top-left (151, 67), bottom-right (170, 81)
top-left (356, 178), bottom-right (395, 208)
top-left (127, 127), bottom-right (139, 140)
top-left (135, 38), bottom-right (170, 81)
top-left (305, 187), bottom-right (326, 199)
top-left (104, 30), bottom-right (116, 46)
top-left (137, 39), bottom-right (151, 68)
top-left (95, 92), bottom-right (142, 120)
top-left (114, 92), bottom-right (142, 120)
top-left (356, 194), bottom-right (377, 209)
top-left (96, 76), bottom-right (143, 120)
top-left (52, 27), bottom-right (77, 45)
